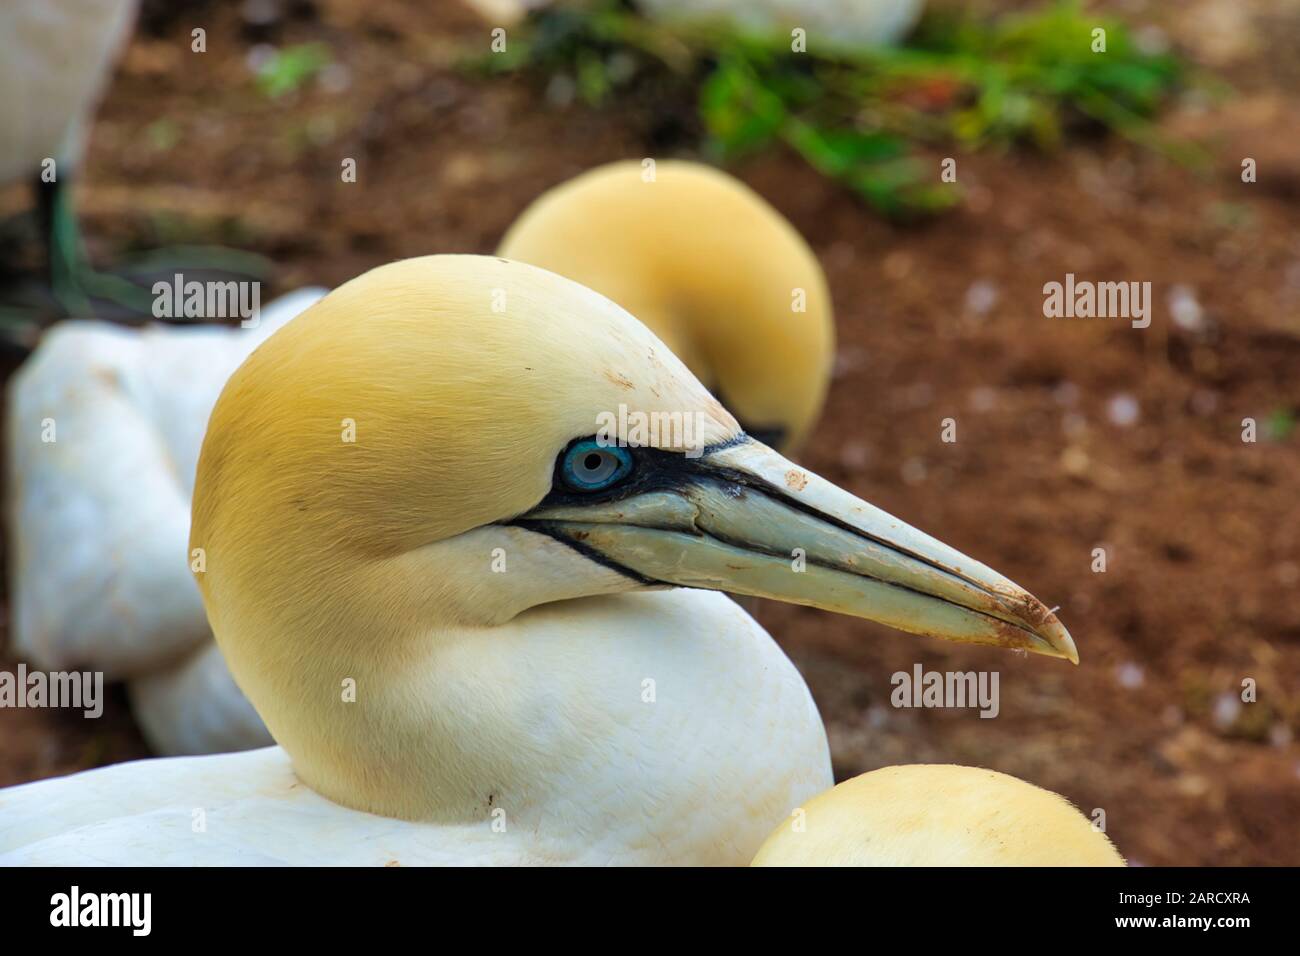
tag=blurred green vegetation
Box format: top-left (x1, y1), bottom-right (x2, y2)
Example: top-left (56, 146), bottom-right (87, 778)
top-left (477, 0), bottom-right (1198, 217)
top-left (145, 118), bottom-right (181, 152)
top-left (1266, 408), bottom-right (1296, 442)
top-left (256, 43), bottom-right (332, 99)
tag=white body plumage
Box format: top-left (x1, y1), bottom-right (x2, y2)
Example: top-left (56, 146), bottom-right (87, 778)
top-left (1, 590), bottom-right (831, 865)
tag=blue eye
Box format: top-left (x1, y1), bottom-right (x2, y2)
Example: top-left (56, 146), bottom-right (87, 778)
top-left (561, 439), bottom-right (633, 492)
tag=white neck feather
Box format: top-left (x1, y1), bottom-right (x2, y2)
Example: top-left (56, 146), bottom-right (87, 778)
top-left (214, 533), bottom-right (832, 863)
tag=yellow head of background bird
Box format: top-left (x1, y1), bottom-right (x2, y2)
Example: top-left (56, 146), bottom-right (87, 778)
top-left (499, 160), bottom-right (835, 453)
top-left (752, 765), bottom-right (1125, 866)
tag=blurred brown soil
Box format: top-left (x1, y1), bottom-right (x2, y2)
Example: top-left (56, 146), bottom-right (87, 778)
top-left (0, 0), bottom-right (1296, 864)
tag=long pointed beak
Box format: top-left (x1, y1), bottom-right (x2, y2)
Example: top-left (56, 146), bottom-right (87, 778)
top-left (516, 437), bottom-right (1077, 662)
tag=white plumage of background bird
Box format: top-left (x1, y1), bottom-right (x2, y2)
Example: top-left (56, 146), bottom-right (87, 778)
top-left (463, 0), bottom-right (925, 49)
top-left (0, 0), bottom-right (137, 190)
top-left (8, 288), bottom-right (324, 754)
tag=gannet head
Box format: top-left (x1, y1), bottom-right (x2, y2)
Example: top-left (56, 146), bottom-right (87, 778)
top-left (191, 255), bottom-right (1074, 821)
top-left (751, 765), bottom-right (1125, 866)
top-left (498, 160), bottom-right (833, 452)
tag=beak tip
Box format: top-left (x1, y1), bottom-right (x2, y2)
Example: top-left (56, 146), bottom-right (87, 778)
top-left (1042, 618), bottom-right (1079, 665)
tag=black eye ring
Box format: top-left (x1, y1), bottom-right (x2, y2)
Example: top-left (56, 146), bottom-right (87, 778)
top-left (560, 439), bottom-right (634, 492)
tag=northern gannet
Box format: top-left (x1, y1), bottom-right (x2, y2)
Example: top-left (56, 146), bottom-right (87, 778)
top-left (0, 256), bottom-right (1075, 865)
top-left (7, 160), bottom-right (830, 754)
top-left (463, 0), bottom-right (925, 49)
top-left (499, 160), bottom-right (833, 452)
top-left (0, 0), bottom-right (139, 313)
top-left (0, 0), bottom-right (136, 192)
top-left (752, 765), bottom-right (1125, 866)
top-left (635, 0), bottom-right (925, 48)
top-left (7, 288), bottom-right (326, 754)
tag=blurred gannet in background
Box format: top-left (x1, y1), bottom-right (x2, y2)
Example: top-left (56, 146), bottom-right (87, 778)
top-left (7, 160), bottom-right (830, 755)
top-left (0, 1), bottom-right (135, 187)
top-left (500, 160), bottom-right (833, 453)
top-left (7, 288), bottom-right (325, 754)
top-left (0, 1), bottom-right (139, 313)
top-left (636, 0), bottom-right (925, 49)
top-left (463, 0), bottom-right (926, 49)
top-left (0, 256), bottom-right (1075, 865)
top-left (752, 765), bottom-right (1125, 866)
top-left (0, 0), bottom-right (265, 320)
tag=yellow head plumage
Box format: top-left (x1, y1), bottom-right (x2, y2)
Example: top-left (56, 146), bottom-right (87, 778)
top-left (751, 765), bottom-right (1125, 866)
top-left (499, 160), bottom-right (833, 452)
top-left (192, 254), bottom-right (734, 564)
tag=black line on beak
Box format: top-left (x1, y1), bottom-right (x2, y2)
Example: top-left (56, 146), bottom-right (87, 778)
top-left (513, 519), bottom-right (662, 586)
